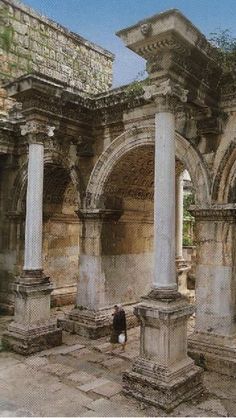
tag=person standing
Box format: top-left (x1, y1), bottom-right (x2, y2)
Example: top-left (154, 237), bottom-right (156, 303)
top-left (110, 304), bottom-right (127, 352)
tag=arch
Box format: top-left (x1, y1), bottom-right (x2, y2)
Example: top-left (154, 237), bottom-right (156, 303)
top-left (11, 149), bottom-right (83, 213)
top-left (212, 140), bottom-right (236, 203)
top-left (86, 125), bottom-right (211, 209)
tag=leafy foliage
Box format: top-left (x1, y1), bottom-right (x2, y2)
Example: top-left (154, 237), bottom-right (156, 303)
top-left (209, 29), bottom-right (236, 72)
top-left (124, 70), bottom-right (149, 100)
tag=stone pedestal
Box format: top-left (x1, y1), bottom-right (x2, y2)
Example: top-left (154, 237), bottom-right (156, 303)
top-left (123, 293), bottom-right (203, 411)
top-left (2, 276), bottom-right (62, 355)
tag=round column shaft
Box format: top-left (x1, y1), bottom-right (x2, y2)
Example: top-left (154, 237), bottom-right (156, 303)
top-left (24, 143), bottom-right (44, 271)
top-left (153, 111), bottom-right (176, 289)
top-left (175, 171), bottom-right (184, 260)
top-left (20, 121), bottom-right (55, 276)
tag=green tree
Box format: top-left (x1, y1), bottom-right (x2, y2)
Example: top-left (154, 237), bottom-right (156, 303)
top-left (209, 29), bottom-right (236, 72)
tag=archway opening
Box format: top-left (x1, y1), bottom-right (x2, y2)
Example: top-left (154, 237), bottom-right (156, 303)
top-left (99, 145), bottom-right (196, 307)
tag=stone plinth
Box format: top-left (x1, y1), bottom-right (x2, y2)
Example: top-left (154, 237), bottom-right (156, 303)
top-left (59, 304), bottom-right (139, 339)
top-left (123, 294), bottom-right (203, 411)
top-left (2, 278), bottom-right (62, 355)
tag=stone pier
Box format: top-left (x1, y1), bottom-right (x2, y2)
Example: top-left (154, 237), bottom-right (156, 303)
top-left (2, 121), bottom-right (62, 355)
top-left (61, 208), bottom-right (124, 339)
top-left (188, 206), bottom-right (236, 377)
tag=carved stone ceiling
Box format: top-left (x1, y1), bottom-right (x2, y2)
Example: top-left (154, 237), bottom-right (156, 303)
top-left (43, 165), bottom-right (78, 206)
top-left (104, 147), bottom-right (186, 201)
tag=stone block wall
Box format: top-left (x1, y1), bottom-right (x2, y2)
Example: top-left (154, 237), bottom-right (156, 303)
top-left (0, 0), bottom-right (114, 93)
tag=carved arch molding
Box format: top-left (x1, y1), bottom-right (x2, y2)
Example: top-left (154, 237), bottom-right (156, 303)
top-left (86, 125), bottom-right (211, 209)
top-left (10, 150), bottom-right (82, 213)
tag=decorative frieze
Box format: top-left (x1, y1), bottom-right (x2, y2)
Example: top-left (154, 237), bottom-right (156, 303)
top-left (190, 205), bottom-right (236, 221)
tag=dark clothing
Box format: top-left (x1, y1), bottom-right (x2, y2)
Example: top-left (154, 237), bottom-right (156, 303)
top-left (110, 309), bottom-right (127, 344)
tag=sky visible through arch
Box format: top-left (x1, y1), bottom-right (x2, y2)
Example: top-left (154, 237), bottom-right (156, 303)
top-left (23, 0), bottom-right (236, 87)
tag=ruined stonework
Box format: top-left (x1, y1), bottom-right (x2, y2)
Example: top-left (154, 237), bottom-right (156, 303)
top-left (1, 2), bottom-right (236, 408)
top-left (0, 0), bottom-right (113, 93)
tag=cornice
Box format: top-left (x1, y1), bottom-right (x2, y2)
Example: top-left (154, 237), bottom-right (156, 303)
top-left (189, 205), bottom-right (236, 221)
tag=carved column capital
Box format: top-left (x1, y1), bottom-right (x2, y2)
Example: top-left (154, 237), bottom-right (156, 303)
top-left (20, 121), bottom-right (55, 144)
top-left (144, 79), bottom-right (188, 112)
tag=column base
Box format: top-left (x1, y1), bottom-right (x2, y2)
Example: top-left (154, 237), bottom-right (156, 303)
top-left (122, 292), bottom-right (204, 411)
top-left (188, 331), bottom-right (236, 377)
top-left (2, 275), bottom-right (62, 355)
top-left (2, 322), bottom-right (62, 355)
top-left (59, 304), bottom-right (139, 339)
top-left (123, 362), bottom-right (203, 412)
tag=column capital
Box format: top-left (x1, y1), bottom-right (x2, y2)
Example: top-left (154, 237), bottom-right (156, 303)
top-left (20, 121), bottom-right (55, 144)
top-left (144, 79), bottom-right (188, 112)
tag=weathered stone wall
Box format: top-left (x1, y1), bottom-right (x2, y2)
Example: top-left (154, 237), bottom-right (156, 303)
top-left (101, 199), bottom-right (154, 305)
top-left (0, 0), bottom-right (113, 93)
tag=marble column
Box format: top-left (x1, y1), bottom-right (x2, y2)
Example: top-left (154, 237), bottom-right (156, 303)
top-left (61, 208), bottom-right (123, 339)
top-left (175, 170), bottom-right (184, 262)
top-left (123, 80), bottom-right (203, 412)
top-left (153, 110), bottom-right (176, 291)
top-left (2, 121), bottom-right (62, 355)
top-left (188, 206), bottom-right (236, 377)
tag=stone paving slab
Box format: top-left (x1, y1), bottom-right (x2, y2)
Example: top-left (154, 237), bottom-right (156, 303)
top-left (67, 371), bottom-right (94, 384)
top-left (78, 377), bottom-right (111, 392)
top-left (39, 343), bottom-right (85, 356)
top-left (41, 362), bottom-right (75, 377)
top-left (84, 397), bottom-right (142, 417)
top-left (115, 350), bottom-right (138, 360)
top-left (24, 356), bottom-right (49, 368)
top-left (70, 348), bottom-right (92, 358)
top-left (93, 381), bottom-right (122, 398)
top-left (102, 357), bottom-right (125, 368)
top-left (198, 398), bottom-right (228, 417)
top-left (93, 342), bottom-right (111, 353)
top-left (0, 356), bottom-right (21, 370)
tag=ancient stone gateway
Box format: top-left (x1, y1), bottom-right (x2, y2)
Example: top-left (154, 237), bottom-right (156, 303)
top-left (1, 0), bottom-right (236, 411)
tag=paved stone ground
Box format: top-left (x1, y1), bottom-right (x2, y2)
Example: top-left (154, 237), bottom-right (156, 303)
top-left (1, 309), bottom-right (236, 417)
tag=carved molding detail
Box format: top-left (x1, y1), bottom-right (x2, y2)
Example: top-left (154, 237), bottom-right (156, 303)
top-left (20, 121), bottom-right (55, 144)
top-left (76, 208), bottom-right (122, 222)
top-left (190, 206), bottom-right (236, 221)
top-left (143, 79), bottom-right (188, 112)
top-left (140, 23), bottom-right (152, 37)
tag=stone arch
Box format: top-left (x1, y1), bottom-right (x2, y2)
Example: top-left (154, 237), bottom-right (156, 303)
top-left (212, 141), bottom-right (236, 203)
top-left (86, 126), bottom-right (211, 209)
top-left (11, 150), bottom-right (82, 213)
